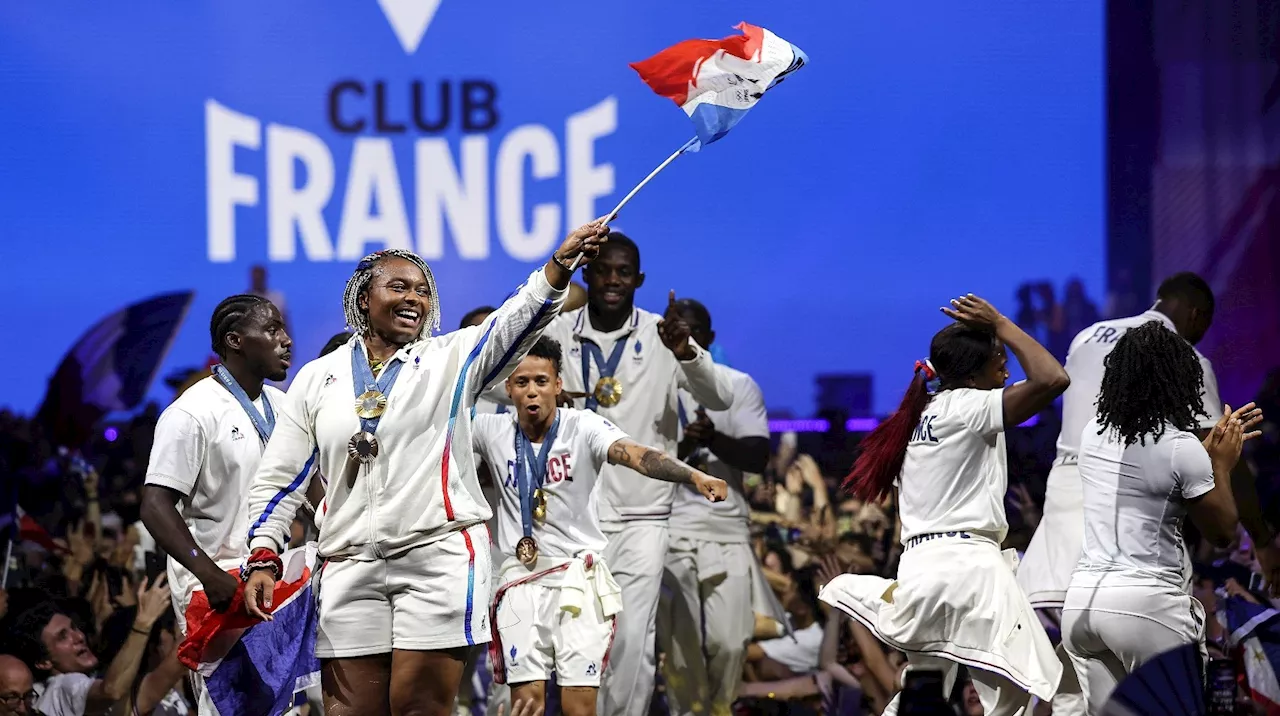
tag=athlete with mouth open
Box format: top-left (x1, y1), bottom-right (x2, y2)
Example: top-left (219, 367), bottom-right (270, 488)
top-left (242, 220), bottom-right (611, 716)
top-left (140, 294), bottom-right (294, 715)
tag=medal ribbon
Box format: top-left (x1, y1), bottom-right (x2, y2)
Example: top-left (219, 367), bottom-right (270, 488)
top-left (514, 410), bottom-right (562, 541)
top-left (351, 342), bottom-right (406, 436)
top-left (212, 364), bottom-right (276, 445)
top-left (580, 337), bottom-right (630, 411)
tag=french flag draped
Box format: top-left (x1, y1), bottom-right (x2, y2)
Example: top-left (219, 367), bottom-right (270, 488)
top-left (178, 544), bottom-right (321, 716)
top-left (630, 22), bottom-right (807, 151)
top-left (1224, 595), bottom-right (1280, 713)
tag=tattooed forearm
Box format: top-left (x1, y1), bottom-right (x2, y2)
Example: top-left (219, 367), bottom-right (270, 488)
top-left (608, 439), bottom-right (695, 484)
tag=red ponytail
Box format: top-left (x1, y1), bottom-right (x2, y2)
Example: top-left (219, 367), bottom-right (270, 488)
top-left (843, 371), bottom-right (932, 502)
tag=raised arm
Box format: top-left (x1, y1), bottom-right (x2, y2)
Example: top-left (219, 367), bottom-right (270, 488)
top-left (605, 438), bottom-right (728, 502)
top-left (661, 291), bottom-right (734, 411)
top-left (467, 222), bottom-right (609, 399)
top-left (942, 294), bottom-right (1069, 427)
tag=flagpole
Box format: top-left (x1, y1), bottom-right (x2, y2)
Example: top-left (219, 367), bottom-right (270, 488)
top-left (567, 137), bottom-right (698, 271)
top-left (2, 537), bottom-right (13, 589)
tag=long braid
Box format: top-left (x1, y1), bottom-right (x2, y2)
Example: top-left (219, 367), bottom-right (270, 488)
top-left (210, 294), bottom-right (271, 358)
top-left (342, 249), bottom-right (441, 340)
top-left (1095, 321), bottom-right (1208, 446)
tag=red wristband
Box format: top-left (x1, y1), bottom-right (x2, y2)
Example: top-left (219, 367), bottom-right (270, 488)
top-left (240, 547), bottom-right (283, 582)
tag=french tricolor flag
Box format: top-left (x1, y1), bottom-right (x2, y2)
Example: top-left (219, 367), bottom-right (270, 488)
top-left (178, 544), bottom-right (321, 716)
top-left (630, 22), bottom-right (807, 151)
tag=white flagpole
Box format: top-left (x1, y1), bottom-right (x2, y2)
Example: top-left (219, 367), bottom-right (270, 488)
top-left (567, 138), bottom-right (697, 271)
top-left (2, 537), bottom-right (13, 589)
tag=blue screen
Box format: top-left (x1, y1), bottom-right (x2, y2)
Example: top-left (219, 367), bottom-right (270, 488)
top-left (0, 1), bottom-right (1103, 415)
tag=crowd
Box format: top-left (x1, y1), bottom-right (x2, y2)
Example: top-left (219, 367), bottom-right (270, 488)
top-left (2, 261), bottom-right (1278, 716)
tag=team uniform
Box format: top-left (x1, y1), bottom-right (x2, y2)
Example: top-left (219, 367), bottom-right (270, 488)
top-left (659, 367), bottom-right (777, 716)
top-left (144, 374), bottom-right (288, 715)
top-left (472, 408), bottom-right (627, 688)
top-left (1018, 310), bottom-right (1223, 608)
top-left (820, 388), bottom-right (1061, 716)
top-left (245, 269), bottom-right (565, 658)
top-left (1061, 419), bottom-right (1213, 711)
top-left (540, 307), bottom-right (734, 716)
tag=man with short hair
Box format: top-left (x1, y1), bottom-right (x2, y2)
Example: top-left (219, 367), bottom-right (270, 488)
top-left (0, 654), bottom-right (36, 716)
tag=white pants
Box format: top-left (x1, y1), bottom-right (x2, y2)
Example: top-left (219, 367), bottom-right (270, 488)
top-left (880, 654), bottom-right (1034, 716)
top-left (658, 537), bottom-right (753, 716)
top-left (1017, 462), bottom-right (1083, 609)
top-left (1062, 582), bottom-right (1206, 713)
top-left (599, 521), bottom-right (668, 716)
top-left (316, 523), bottom-right (492, 657)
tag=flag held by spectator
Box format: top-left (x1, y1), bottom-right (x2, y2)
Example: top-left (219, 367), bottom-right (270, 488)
top-left (178, 544), bottom-right (321, 716)
top-left (36, 291), bottom-right (194, 448)
top-left (1224, 595), bottom-right (1280, 712)
top-left (630, 22), bottom-right (807, 150)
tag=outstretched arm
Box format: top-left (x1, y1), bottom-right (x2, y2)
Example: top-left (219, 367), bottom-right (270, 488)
top-left (606, 438), bottom-right (727, 501)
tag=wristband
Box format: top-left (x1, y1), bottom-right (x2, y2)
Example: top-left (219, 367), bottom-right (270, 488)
top-left (240, 547), bottom-right (283, 582)
top-left (131, 625), bottom-right (151, 637)
top-left (551, 253), bottom-right (574, 272)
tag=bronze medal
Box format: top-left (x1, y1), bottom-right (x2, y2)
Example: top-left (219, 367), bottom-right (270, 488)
top-left (516, 536), bottom-right (539, 567)
top-left (354, 390), bottom-right (388, 420)
top-left (593, 376), bottom-right (623, 408)
top-left (347, 431), bottom-right (380, 464)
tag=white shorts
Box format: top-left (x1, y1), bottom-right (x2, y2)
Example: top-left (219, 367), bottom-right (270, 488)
top-left (491, 573), bottom-right (616, 687)
top-left (1017, 462), bottom-right (1083, 608)
top-left (316, 523), bottom-right (492, 658)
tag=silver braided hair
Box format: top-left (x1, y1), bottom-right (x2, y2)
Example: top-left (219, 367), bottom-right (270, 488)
top-left (342, 249), bottom-right (441, 340)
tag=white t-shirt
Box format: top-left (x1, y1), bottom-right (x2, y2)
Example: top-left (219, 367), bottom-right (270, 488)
top-left (144, 377), bottom-right (285, 564)
top-left (1058, 310), bottom-right (1223, 461)
top-left (898, 388), bottom-right (1008, 544)
top-left (669, 366), bottom-right (770, 543)
top-left (1073, 418), bottom-right (1214, 590)
top-left (34, 672), bottom-right (95, 716)
top-left (471, 408), bottom-right (628, 559)
top-left (758, 622), bottom-right (824, 675)
top-left (541, 307), bottom-right (735, 522)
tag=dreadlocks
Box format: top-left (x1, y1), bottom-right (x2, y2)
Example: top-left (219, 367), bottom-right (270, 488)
top-left (341, 249), bottom-right (441, 340)
top-left (210, 294), bottom-right (271, 359)
top-left (1095, 321), bottom-right (1207, 446)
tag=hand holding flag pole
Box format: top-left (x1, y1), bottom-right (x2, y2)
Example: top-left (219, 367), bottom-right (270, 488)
top-left (564, 21), bottom-right (807, 271)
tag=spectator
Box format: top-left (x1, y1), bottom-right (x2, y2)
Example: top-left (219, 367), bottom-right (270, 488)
top-left (0, 655), bottom-right (36, 716)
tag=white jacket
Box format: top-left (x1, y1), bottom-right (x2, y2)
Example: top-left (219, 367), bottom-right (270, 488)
top-left (246, 268), bottom-right (566, 560)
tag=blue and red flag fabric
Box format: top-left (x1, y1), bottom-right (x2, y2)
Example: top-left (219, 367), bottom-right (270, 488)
top-left (178, 544), bottom-right (321, 716)
top-left (629, 22), bottom-right (807, 151)
top-left (1223, 595), bottom-right (1280, 713)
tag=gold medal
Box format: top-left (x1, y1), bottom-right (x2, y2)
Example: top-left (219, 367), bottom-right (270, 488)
top-left (516, 536), bottom-right (539, 567)
top-left (532, 488), bottom-right (547, 524)
top-left (347, 431), bottom-right (380, 464)
top-left (355, 390), bottom-right (388, 419)
top-left (593, 376), bottom-right (623, 407)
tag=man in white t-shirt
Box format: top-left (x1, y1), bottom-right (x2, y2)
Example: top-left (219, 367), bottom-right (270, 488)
top-left (656, 299), bottom-right (772, 716)
top-left (139, 294), bottom-right (296, 715)
top-left (537, 234), bottom-right (736, 716)
top-left (472, 336), bottom-right (727, 716)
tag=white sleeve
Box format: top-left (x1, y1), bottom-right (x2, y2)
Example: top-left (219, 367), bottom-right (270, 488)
top-left (247, 371), bottom-right (319, 553)
top-left (730, 374), bottom-right (770, 439)
top-left (144, 407), bottom-right (205, 496)
top-left (580, 410), bottom-right (631, 463)
top-left (675, 341), bottom-right (734, 411)
top-left (957, 387), bottom-right (1005, 436)
top-left (463, 268), bottom-right (568, 401)
top-left (1198, 356), bottom-right (1224, 429)
top-left (36, 673), bottom-right (95, 716)
top-left (1173, 432), bottom-right (1216, 500)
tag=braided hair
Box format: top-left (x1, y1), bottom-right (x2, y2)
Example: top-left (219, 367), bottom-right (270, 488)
top-left (210, 294), bottom-right (271, 359)
top-left (1095, 321), bottom-right (1207, 446)
top-left (341, 249), bottom-right (440, 340)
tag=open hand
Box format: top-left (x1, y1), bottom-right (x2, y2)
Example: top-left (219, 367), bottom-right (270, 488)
top-left (941, 294), bottom-right (1004, 330)
top-left (1204, 405), bottom-right (1247, 469)
top-left (658, 291), bottom-right (695, 360)
top-left (135, 574), bottom-right (172, 630)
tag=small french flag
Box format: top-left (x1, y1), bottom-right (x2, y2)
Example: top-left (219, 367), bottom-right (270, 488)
top-left (630, 22), bottom-right (808, 151)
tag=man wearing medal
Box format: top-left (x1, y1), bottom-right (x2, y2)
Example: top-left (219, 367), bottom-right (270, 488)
top-left (535, 234), bottom-right (736, 716)
top-left (472, 336), bottom-right (727, 716)
top-left (242, 220), bottom-right (611, 716)
top-left (140, 294), bottom-right (294, 715)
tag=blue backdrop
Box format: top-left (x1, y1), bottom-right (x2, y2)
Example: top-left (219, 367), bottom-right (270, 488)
top-left (0, 1), bottom-right (1104, 416)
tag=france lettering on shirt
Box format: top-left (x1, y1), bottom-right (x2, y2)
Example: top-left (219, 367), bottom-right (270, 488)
top-left (912, 415), bottom-right (939, 443)
top-left (503, 453), bottom-right (575, 488)
top-left (1083, 324), bottom-right (1125, 345)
